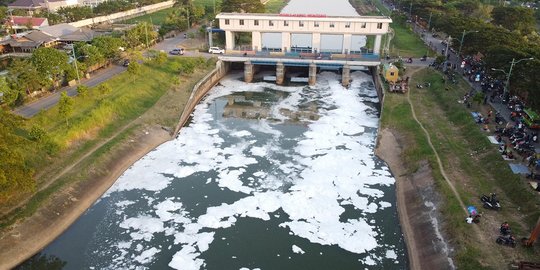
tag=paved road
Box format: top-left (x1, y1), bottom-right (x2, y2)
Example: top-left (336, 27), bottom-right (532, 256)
top-left (14, 65), bottom-right (127, 117)
top-left (12, 29), bottom-right (214, 118)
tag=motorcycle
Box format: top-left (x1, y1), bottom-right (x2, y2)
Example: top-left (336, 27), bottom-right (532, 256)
top-left (495, 235), bottom-right (516, 248)
top-left (480, 193), bottom-right (501, 210)
top-left (494, 113), bottom-right (505, 125)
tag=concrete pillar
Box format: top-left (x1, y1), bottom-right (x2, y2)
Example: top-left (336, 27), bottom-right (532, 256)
top-left (342, 34), bottom-right (352, 54)
top-left (252, 31), bottom-right (261, 51)
top-left (276, 62), bottom-right (285, 85)
top-left (374, 35), bottom-right (382, 54)
top-left (308, 63), bottom-right (317, 86)
top-left (342, 65), bottom-right (351, 88)
top-left (244, 61), bottom-right (253, 83)
top-left (281, 32), bottom-right (291, 52)
top-left (312, 33), bottom-right (321, 53)
top-left (225, 31), bottom-right (235, 50)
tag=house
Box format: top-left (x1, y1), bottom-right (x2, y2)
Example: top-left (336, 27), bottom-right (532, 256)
top-left (4, 30), bottom-right (57, 53)
top-left (41, 24), bottom-right (98, 43)
top-left (59, 28), bottom-right (99, 43)
top-left (8, 0), bottom-right (78, 13)
top-left (382, 63), bottom-right (399, 83)
top-left (7, 16), bottom-right (49, 33)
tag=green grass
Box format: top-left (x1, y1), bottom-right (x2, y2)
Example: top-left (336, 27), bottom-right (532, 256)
top-left (121, 7), bottom-right (176, 25)
top-left (388, 17), bottom-right (429, 58)
top-left (31, 57), bottom-right (206, 148)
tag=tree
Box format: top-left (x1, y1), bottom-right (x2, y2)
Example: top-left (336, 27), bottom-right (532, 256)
top-left (31, 47), bottom-right (70, 89)
top-left (75, 43), bottom-right (105, 71)
top-left (491, 6), bottom-right (536, 34)
top-left (0, 77), bottom-right (17, 106)
top-left (221, 0), bottom-right (264, 13)
top-left (125, 22), bottom-right (157, 48)
top-left (92, 36), bottom-right (125, 60)
top-left (58, 92), bottom-right (73, 126)
top-left (8, 59), bottom-right (47, 96)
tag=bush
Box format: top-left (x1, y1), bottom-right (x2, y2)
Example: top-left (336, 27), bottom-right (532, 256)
top-left (77, 85), bottom-right (89, 97)
top-left (127, 61), bottom-right (141, 75)
top-left (98, 83), bottom-right (112, 95)
top-left (29, 125), bottom-right (47, 142)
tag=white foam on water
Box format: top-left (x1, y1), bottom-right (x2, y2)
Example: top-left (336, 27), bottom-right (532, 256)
top-left (292, 245), bottom-right (305, 254)
top-left (100, 71), bottom-right (399, 269)
top-left (135, 247), bottom-right (160, 264)
top-left (385, 249), bottom-right (397, 260)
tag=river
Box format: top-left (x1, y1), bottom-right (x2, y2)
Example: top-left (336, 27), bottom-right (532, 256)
top-left (18, 70), bottom-right (408, 269)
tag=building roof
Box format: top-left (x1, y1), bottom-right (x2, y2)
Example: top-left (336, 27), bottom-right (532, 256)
top-left (8, 0), bottom-right (44, 9)
top-left (6, 30), bottom-right (57, 48)
top-left (11, 16), bottom-right (48, 27)
top-left (60, 27), bottom-right (98, 42)
top-left (25, 30), bottom-right (56, 43)
top-left (40, 23), bottom-right (79, 38)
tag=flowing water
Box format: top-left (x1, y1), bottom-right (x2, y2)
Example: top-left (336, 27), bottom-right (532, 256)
top-left (19, 71), bottom-right (408, 269)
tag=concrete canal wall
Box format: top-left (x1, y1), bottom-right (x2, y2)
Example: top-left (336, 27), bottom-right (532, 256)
top-left (174, 60), bottom-right (230, 135)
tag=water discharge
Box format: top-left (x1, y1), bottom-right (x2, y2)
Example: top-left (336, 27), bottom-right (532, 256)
top-left (25, 72), bottom-right (407, 269)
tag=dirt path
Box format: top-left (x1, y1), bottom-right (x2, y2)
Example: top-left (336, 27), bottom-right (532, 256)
top-left (405, 70), bottom-right (468, 215)
top-left (0, 124), bottom-right (172, 270)
top-left (395, 68), bottom-right (513, 269)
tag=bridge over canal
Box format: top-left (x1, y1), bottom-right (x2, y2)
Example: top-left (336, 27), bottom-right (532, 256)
top-left (214, 13), bottom-right (392, 87)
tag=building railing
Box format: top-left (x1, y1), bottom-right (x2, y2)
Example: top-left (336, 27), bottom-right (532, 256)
top-left (225, 49), bottom-right (380, 62)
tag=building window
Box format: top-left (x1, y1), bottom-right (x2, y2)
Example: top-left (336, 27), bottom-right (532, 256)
top-left (345, 22), bottom-right (351, 28)
top-left (314, 21), bottom-right (319, 27)
top-left (377, 23), bottom-right (383, 29)
top-left (254, 20), bottom-right (259, 26)
top-left (284, 20), bottom-right (289, 26)
top-left (240, 19), bottom-right (244, 26)
top-left (269, 20), bottom-right (274, 26)
top-left (225, 19), bottom-right (230, 25)
top-left (330, 22), bottom-right (335, 28)
top-left (360, 22), bottom-right (366, 28)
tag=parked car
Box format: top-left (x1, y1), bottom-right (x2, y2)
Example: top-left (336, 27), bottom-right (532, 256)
top-left (123, 59), bottom-right (130, 67)
top-left (208, 47), bottom-right (225, 54)
top-left (169, 48), bottom-right (184, 55)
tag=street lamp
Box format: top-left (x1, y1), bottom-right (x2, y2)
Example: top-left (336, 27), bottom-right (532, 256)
top-left (457, 30), bottom-right (478, 58)
top-left (491, 57), bottom-right (534, 96)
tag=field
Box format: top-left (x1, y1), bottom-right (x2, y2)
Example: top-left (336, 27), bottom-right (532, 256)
top-left (120, 7), bottom-right (176, 25)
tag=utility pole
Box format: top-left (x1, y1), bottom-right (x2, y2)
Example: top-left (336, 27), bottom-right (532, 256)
top-left (427, 12), bottom-right (432, 31)
top-left (144, 22), bottom-right (149, 48)
top-left (208, 20), bottom-right (214, 48)
top-left (72, 48), bottom-right (80, 84)
top-left (445, 35), bottom-right (451, 58)
top-left (458, 30), bottom-right (478, 59)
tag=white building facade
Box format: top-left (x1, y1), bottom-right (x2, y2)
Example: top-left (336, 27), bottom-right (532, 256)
top-left (216, 13), bottom-right (392, 54)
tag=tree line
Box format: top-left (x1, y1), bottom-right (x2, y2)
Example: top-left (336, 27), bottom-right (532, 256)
top-left (396, 0), bottom-right (540, 111)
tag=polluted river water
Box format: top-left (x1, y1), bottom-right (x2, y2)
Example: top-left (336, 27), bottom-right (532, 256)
top-left (19, 71), bottom-right (408, 269)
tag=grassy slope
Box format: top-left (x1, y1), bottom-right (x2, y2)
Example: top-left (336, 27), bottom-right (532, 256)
top-left (1, 57), bottom-right (214, 227)
top-left (381, 68), bottom-right (540, 268)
